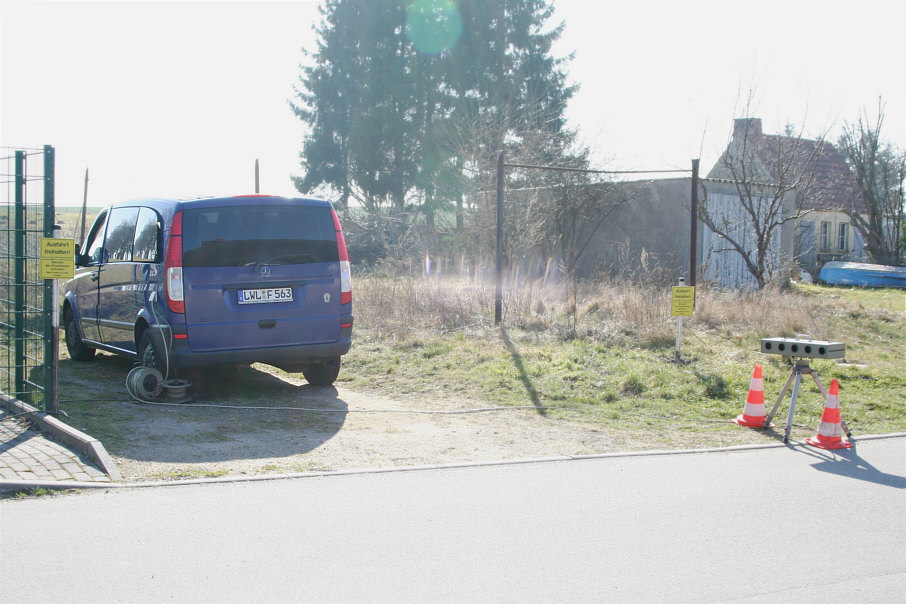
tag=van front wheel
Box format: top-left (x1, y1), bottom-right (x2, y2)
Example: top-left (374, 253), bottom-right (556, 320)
top-left (303, 357), bottom-right (341, 386)
top-left (64, 309), bottom-right (95, 361)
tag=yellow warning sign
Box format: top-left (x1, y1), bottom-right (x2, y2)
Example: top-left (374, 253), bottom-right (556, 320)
top-left (671, 286), bottom-right (695, 316)
top-left (40, 238), bottom-right (76, 280)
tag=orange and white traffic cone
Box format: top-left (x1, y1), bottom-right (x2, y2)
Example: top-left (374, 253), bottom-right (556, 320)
top-left (734, 364), bottom-right (773, 428)
top-left (806, 379), bottom-right (853, 449)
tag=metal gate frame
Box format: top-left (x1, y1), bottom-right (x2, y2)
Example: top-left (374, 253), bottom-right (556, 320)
top-left (1, 145), bottom-right (57, 413)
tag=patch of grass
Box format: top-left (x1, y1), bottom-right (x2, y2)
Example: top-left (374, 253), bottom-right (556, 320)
top-left (343, 276), bottom-right (906, 440)
top-left (8, 487), bottom-right (55, 499)
top-left (150, 468), bottom-right (229, 480)
top-left (697, 372), bottom-right (731, 399)
top-left (620, 374), bottom-right (646, 396)
top-left (798, 283), bottom-right (905, 311)
top-left (290, 462), bottom-right (332, 473)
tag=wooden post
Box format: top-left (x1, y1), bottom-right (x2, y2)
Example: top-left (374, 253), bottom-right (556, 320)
top-left (80, 168), bottom-right (88, 245)
top-left (495, 151), bottom-right (504, 325)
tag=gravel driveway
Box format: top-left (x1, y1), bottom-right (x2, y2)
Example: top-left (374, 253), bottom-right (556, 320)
top-left (59, 352), bottom-right (768, 482)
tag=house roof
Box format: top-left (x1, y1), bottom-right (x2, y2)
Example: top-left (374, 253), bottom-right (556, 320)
top-left (707, 118), bottom-right (866, 213)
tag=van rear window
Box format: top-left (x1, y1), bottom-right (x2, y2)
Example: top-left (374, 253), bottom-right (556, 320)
top-left (181, 205), bottom-right (339, 268)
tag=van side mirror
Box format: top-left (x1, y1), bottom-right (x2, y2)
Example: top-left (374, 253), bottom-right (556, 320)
top-left (73, 244), bottom-right (91, 267)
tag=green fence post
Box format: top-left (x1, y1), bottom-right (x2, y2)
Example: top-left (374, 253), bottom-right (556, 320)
top-left (43, 145), bottom-right (58, 414)
top-left (14, 151), bottom-right (25, 397)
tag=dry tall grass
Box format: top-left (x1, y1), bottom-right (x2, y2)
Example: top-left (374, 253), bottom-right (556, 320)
top-left (353, 272), bottom-right (822, 343)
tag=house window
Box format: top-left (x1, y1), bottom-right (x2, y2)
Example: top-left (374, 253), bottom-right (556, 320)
top-left (819, 221), bottom-right (831, 251)
top-left (837, 222), bottom-right (849, 252)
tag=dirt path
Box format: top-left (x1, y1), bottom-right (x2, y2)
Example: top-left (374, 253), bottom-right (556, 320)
top-left (110, 384), bottom-right (622, 481)
top-left (60, 356), bottom-right (767, 482)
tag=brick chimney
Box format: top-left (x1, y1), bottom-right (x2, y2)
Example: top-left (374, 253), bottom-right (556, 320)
top-left (733, 118), bottom-right (762, 141)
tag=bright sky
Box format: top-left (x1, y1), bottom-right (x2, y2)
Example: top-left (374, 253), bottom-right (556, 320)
top-left (2, 0), bottom-right (904, 207)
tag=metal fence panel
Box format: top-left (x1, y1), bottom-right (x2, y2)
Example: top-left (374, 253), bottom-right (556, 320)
top-left (1, 145), bottom-right (57, 412)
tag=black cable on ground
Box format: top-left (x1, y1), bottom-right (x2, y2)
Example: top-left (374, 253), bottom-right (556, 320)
top-left (51, 396), bottom-right (819, 429)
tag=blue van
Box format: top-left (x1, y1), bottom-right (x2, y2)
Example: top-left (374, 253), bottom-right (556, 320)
top-left (62, 195), bottom-right (353, 386)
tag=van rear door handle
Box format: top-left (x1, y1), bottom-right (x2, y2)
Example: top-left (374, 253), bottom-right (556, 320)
top-left (257, 319), bottom-right (276, 329)
top-left (90, 271), bottom-right (100, 282)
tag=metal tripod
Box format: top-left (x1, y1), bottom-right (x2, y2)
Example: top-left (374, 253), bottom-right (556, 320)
top-left (764, 359), bottom-right (853, 444)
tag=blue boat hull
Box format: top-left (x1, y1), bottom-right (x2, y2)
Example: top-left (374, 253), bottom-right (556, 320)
top-left (819, 261), bottom-right (906, 288)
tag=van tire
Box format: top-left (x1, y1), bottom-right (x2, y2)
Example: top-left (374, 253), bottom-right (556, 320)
top-left (64, 309), bottom-right (95, 361)
top-left (139, 330), bottom-right (167, 377)
top-left (303, 357), bottom-right (341, 386)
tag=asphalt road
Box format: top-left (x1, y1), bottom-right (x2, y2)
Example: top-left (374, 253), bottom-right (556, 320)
top-left (2, 436), bottom-right (904, 602)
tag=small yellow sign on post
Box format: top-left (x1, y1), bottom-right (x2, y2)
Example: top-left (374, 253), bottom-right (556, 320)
top-left (40, 238), bottom-right (76, 280)
top-left (671, 286), bottom-right (695, 317)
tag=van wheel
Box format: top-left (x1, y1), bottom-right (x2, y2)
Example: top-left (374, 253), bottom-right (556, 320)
top-left (64, 309), bottom-right (95, 361)
top-left (139, 330), bottom-right (167, 376)
top-left (303, 357), bottom-right (341, 386)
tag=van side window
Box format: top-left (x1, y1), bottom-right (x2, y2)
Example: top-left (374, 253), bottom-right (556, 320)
top-left (133, 207), bottom-right (161, 263)
top-left (84, 210), bottom-right (110, 265)
top-left (105, 207), bottom-right (139, 262)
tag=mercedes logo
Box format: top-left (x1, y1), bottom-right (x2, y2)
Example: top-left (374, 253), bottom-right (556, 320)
top-left (259, 266), bottom-right (271, 277)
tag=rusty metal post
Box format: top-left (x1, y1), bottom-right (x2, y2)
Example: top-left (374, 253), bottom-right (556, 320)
top-left (689, 159), bottom-right (700, 286)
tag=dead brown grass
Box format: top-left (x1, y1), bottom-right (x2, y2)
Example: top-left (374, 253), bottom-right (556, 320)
top-left (354, 273), bottom-right (821, 343)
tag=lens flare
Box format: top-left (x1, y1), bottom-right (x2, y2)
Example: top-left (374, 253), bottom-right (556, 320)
top-left (405, 0), bottom-right (462, 55)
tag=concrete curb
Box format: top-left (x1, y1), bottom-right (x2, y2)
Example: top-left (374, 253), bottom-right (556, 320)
top-left (3, 432), bottom-right (902, 493)
top-left (0, 393), bottom-right (123, 481)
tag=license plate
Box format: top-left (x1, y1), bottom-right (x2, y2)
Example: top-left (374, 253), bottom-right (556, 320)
top-left (237, 287), bottom-right (293, 304)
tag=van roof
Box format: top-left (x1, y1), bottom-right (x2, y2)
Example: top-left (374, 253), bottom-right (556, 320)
top-left (104, 195), bottom-right (334, 210)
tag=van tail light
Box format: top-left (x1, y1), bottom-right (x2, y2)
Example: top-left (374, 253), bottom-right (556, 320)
top-left (331, 208), bottom-right (352, 305)
top-left (165, 211), bottom-right (185, 313)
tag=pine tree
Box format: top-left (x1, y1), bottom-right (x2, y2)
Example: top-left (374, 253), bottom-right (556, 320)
top-left (291, 0), bottom-right (579, 253)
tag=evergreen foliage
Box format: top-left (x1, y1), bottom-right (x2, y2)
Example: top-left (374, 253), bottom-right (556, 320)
top-left (290, 0), bottom-right (583, 258)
